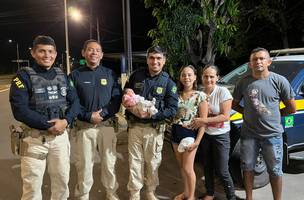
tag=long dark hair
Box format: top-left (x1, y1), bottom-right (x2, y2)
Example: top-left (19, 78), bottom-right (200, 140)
top-left (178, 65), bottom-right (198, 93)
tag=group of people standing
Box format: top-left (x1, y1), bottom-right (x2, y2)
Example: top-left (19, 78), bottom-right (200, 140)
top-left (9, 34), bottom-right (296, 200)
top-left (171, 64), bottom-right (235, 200)
top-left (170, 47), bottom-right (296, 200)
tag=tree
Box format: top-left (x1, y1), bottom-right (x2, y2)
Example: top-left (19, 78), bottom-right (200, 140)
top-left (239, 0), bottom-right (289, 48)
top-left (144, 0), bottom-right (239, 74)
top-left (235, 0), bottom-right (304, 51)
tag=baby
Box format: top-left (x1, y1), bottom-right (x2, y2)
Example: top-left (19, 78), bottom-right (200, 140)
top-left (123, 88), bottom-right (158, 116)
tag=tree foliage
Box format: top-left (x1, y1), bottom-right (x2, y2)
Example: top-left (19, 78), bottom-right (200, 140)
top-left (241, 0), bottom-right (290, 48)
top-left (144, 0), bottom-right (239, 74)
top-left (228, 0), bottom-right (304, 63)
top-left (242, 0), bottom-right (304, 49)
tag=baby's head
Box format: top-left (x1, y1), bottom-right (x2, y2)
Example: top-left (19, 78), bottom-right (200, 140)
top-left (125, 88), bottom-right (135, 96)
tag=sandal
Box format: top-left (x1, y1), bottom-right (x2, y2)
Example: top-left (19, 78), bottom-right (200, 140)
top-left (174, 193), bottom-right (185, 200)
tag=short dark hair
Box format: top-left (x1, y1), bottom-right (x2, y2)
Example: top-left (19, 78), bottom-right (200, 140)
top-left (250, 47), bottom-right (270, 57)
top-left (146, 45), bottom-right (166, 57)
top-left (32, 35), bottom-right (56, 49)
top-left (82, 39), bottom-right (102, 51)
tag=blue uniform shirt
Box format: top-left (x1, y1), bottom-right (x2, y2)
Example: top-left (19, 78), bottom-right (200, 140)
top-left (70, 65), bottom-right (122, 122)
top-left (124, 68), bottom-right (178, 123)
top-left (9, 64), bottom-right (80, 130)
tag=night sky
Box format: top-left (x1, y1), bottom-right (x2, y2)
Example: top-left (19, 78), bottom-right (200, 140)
top-left (0, 0), bottom-right (154, 73)
top-left (2, 1), bottom-right (304, 75)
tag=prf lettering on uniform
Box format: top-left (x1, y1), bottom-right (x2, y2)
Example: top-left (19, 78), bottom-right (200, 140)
top-left (13, 77), bottom-right (25, 89)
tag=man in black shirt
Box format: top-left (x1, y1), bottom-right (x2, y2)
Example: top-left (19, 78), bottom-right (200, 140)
top-left (123, 46), bottom-right (178, 200)
top-left (10, 35), bottom-right (79, 200)
top-left (70, 39), bottom-right (122, 200)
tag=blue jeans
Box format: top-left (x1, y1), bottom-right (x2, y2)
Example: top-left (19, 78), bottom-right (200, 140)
top-left (240, 135), bottom-right (283, 177)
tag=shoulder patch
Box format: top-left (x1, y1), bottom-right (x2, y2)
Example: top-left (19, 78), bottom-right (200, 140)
top-left (13, 77), bottom-right (25, 89)
top-left (171, 86), bottom-right (177, 94)
top-left (69, 80), bottom-right (74, 87)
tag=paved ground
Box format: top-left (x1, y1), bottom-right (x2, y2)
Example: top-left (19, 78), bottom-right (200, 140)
top-left (0, 130), bottom-right (207, 200)
top-left (0, 74), bottom-right (12, 91)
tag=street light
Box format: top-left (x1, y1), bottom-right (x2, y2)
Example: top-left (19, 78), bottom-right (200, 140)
top-left (70, 5), bottom-right (100, 42)
top-left (8, 39), bottom-right (20, 70)
top-left (64, 0), bottom-right (83, 74)
top-left (69, 7), bottom-right (83, 22)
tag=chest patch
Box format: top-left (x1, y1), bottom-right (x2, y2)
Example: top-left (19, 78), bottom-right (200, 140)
top-left (60, 87), bottom-right (67, 96)
top-left (156, 87), bottom-right (163, 94)
top-left (100, 79), bottom-right (107, 85)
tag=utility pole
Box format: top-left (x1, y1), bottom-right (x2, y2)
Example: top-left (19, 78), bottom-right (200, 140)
top-left (9, 39), bottom-right (20, 70)
top-left (16, 43), bottom-right (20, 70)
top-left (96, 17), bottom-right (100, 43)
top-left (64, 0), bottom-right (70, 74)
top-left (89, 0), bottom-right (93, 39)
top-left (122, 0), bottom-right (133, 75)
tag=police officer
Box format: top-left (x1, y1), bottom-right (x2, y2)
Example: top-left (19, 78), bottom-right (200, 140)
top-left (70, 39), bottom-right (122, 200)
top-left (122, 46), bottom-right (178, 200)
top-left (9, 35), bottom-right (79, 200)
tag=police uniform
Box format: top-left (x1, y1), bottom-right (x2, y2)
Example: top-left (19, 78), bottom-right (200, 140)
top-left (124, 68), bottom-right (178, 199)
top-left (9, 64), bottom-right (79, 200)
top-left (70, 65), bottom-right (122, 200)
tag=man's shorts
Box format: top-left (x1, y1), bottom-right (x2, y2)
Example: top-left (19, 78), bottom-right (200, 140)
top-left (171, 124), bottom-right (197, 144)
top-left (240, 135), bottom-right (283, 177)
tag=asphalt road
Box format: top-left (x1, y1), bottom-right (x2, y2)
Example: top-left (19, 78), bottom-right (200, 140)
top-left (1, 79), bottom-right (304, 200)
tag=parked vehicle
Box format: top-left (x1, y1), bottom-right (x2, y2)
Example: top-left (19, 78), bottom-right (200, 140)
top-left (219, 48), bottom-right (304, 188)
